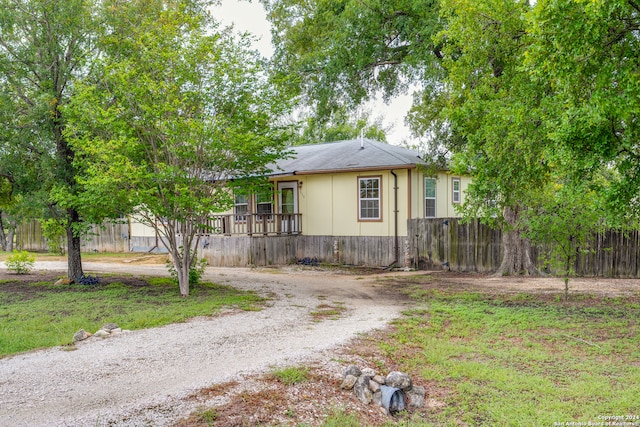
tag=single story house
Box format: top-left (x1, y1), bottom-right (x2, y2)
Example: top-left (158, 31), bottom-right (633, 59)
top-left (128, 138), bottom-right (471, 266)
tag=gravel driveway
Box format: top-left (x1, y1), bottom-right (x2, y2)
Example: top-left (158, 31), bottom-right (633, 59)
top-left (0, 262), bottom-right (405, 427)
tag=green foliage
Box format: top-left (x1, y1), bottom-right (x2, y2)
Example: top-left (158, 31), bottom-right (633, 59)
top-left (65, 0), bottom-right (292, 296)
top-left (40, 219), bottom-right (66, 255)
top-left (270, 365), bottom-right (309, 385)
top-left (5, 250), bottom-right (35, 274)
top-left (291, 108), bottom-right (389, 145)
top-left (166, 249), bottom-right (207, 287)
top-left (0, 276), bottom-right (265, 357)
top-left (523, 182), bottom-right (606, 298)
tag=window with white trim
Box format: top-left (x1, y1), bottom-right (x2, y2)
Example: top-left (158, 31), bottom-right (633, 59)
top-left (425, 177), bottom-right (436, 217)
top-left (452, 178), bottom-right (461, 204)
top-left (255, 188), bottom-right (273, 219)
top-left (358, 177), bottom-right (381, 220)
top-left (234, 194), bottom-right (248, 222)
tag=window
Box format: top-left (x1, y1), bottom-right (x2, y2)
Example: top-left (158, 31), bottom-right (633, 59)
top-left (425, 177), bottom-right (436, 217)
top-left (234, 194), bottom-right (248, 222)
top-left (358, 176), bottom-right (381, 220)
top-left (452, 178), bottom-right (461, 204)
top-left (255, 189), bottom-right (273, 219)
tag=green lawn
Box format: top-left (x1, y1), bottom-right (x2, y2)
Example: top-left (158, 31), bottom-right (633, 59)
top-left (376, 277), bottom-right (640, 426)
top-left (0, 275), bottom-right (265, 358)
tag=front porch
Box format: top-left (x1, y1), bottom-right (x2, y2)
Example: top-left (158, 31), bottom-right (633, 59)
top-left (198, 213), bottom-right (302, 236)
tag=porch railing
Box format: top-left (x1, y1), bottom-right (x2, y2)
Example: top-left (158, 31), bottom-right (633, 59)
top-left (197, 213), bottom-right (302, 236)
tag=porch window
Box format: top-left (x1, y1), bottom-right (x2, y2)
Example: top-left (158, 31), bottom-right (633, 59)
top-left (358, 176), bottom-right (381, 220)
top-left (234, 194), bottom-right (248, 222)
top-left (452, 178), bottom-right (461, 204)
top-left (425, 177), bottom-right (436, 218)
top-left (256, 189), bottom-right (273, 219)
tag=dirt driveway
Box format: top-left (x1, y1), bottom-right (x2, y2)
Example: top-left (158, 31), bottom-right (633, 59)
top-left (0, 260), bottom-right (409, 427)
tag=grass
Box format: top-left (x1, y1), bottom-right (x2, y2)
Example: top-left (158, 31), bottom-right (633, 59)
top-left (0, 274), bottom-right (265, 358)
top-left (270, 365), bottom-right (309, 385)
top-left (380, 280), bottom-right (640, 426)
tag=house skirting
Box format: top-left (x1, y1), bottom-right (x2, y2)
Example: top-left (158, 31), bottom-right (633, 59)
top-left (132, 235), bottom-right (399, 267)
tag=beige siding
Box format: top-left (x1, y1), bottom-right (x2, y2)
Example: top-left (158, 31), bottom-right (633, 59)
top-left (418, 172), bottom-right (471, 218)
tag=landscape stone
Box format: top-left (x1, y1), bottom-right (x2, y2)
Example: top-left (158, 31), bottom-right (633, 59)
top-left (406, 385), bottom-right (426, 409)
top-left (372, 375), bottom-right (386, 385)
top-left (353, 375), bottom-right (373, 404)
top-left (386, 371), bottom-right (412, 391)
top-left (368, 379), bottom-right (381, 393)
top-left (110, 328), bottom-right (122, 334)
top-left (94, 329), bottom-right (110, 338)
top-left (340, 374), bottom-right (358, 390)
top-left (361, 367), bottom-right (376, 377)
top-left (72, 329), bottom-right (91, 342)
top-left (343, 365), bottom-right (362, 378)
top-left (102, 323), bottom-right (119, 331)
top-left (372, 390), bottom-right (382, 407)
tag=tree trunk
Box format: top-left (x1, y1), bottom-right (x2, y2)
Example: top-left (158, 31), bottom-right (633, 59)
top-left (0, 213), bottom-right (16, 252)
top-left (0, 212), bottom-right (7, 251)
top-left (6, 222), bottom-right (15, 252)
top-left (495, 206), bottom-right (539, 276)
top-left (66, 208), bottom-right (84, 281)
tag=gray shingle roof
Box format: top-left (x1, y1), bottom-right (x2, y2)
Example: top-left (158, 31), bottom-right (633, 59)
top-left (271, 139), bottom-right (425, 176)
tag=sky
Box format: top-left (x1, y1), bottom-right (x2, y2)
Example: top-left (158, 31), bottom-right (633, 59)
top-left (211, 0), bottom-right (416, 146)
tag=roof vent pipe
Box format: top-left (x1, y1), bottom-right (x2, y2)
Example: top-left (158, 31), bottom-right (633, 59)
top-left (360, 130), bottom-right (364, 149)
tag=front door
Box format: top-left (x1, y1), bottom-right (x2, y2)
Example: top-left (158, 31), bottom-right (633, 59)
top-left (278, 181), bottom-right (298, 233)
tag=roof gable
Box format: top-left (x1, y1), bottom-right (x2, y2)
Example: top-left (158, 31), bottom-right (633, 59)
top-left (272, 139), bottom-right (424, 176)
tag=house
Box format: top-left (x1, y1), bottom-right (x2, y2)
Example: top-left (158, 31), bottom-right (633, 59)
top-left (127, 138), bottom-right (471, 266)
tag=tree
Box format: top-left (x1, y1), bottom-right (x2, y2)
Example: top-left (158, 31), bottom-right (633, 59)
top-left (0, 0), bottom-right (98, 279)
top-left (291, 108), bottom-right (389, 144)
top-left (526, 0), bottom-right (640, 219)
top-left (523, 181), bottom-right (606, 300)
top-left (266, 0), bottom-right (548, 275)
top-left (65, 0), bottom-right (291, 296)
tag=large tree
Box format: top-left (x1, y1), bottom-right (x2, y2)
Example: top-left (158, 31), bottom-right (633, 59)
top-left (526, 0), bottom-right (640, 218)
top-left (65, 0), bottom-right (291, 296)
top-left (0, 0), bottom-right (98, 279)
top-left (265, 0), bottom-right (551, 274)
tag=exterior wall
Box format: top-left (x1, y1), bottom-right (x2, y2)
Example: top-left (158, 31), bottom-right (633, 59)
top-left (419, 172), bottom-right (471, 218)
top-left (124, 169), bottom-right (472, 242)
top-left (274, 169), bottom-right (412, 238)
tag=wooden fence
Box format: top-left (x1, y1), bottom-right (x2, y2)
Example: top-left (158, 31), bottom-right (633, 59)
top-left (16, 218), bottom-right (640, 275)
top-left (408, 218), bottom-right (640, 278)
top-left (17, 222), bottom-right (130, 254)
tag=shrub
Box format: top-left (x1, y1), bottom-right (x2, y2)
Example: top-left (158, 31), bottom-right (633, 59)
top-left (76, 274), bottom-right (100, 286)
top-left (166, 248), bottom-right (208, 286)
top-left (5, 250), bottom-right (36, 274)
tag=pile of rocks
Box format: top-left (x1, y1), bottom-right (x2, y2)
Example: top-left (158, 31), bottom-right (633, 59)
top-left (340, 365), bottom-right (425, 415)
top-left (73, 323), bottom-right (127, 342)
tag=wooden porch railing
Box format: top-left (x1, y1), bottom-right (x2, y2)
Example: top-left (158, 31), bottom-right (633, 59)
top-left (197, 213), bottom-right (302, 236)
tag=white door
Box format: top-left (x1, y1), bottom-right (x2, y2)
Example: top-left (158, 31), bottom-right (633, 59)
top-left (278, 181), bottom-right (298, 233)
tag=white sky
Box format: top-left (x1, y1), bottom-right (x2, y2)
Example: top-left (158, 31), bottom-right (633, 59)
top-left (211, 0), bottom-right (416, 146)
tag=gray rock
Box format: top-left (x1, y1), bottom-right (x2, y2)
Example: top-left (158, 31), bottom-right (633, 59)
top-left (386, 371), bottom-right (412, 391)
top-left (353, 375), bottom-right (373, 404)
top-left (110, 328), bottom-right (122, 334)
top-left (94, 329), bottom-right (110, 338)
top-left (72, 329), bottom-right (91, 342)
top-left (372, 390), bottom-right (382, 407)
top-left (369, 379), bottom-right (381, 393)
top-left (406, 385), bottom-right (426, 409)
top-left (102, 323), bottom-right (119, 331)
top-left (372, 375), bottom-right (386, 385)
top-left (361, 367), bottom-right (376, 377)
top-left (343, 365), bottom-right (362, 378)
top-left (341, 374), bottom-right (358, 390)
